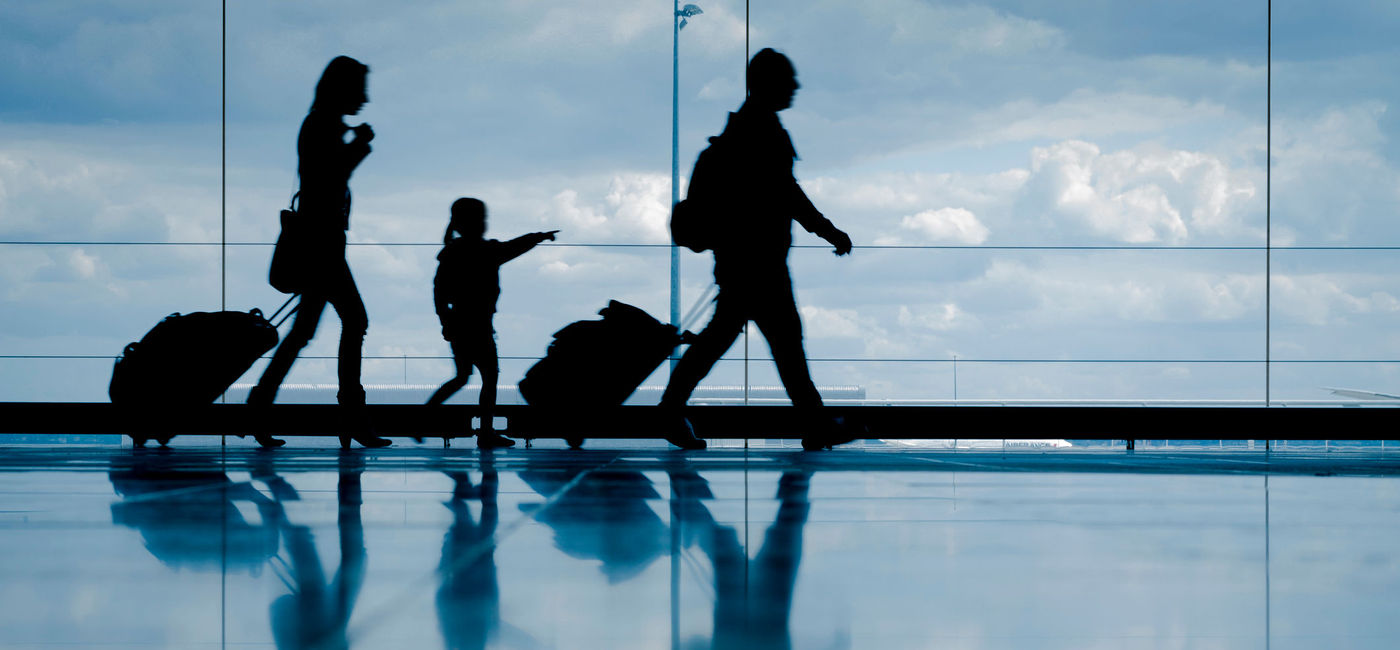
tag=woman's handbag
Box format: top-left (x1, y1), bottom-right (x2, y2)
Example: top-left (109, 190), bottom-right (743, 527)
top-left (269, 193), bottom-right (310, 294)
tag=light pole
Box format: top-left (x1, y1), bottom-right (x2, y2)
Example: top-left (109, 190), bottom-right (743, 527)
top-left (671, 2), bottom-right (702, 371)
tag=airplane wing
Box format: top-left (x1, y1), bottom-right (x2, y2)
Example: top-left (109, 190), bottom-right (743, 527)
top-left (1325, 387), bottom-right (1400, 401)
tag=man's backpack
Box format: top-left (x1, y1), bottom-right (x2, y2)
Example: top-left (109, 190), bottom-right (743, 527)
top-left (670, 135), bottom-right (732, 253)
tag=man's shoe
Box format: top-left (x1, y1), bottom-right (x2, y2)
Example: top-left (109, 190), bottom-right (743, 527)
top-left (801, 416), bottom-right (861, 451)
top-left (340, 434), bottom-right (392, 449)
top-left (664, 416), bottom-right (707, 451)
top-left (477, 432), bottom-right (516, 449)
top-left (255, 435), bottom-right (286, 448)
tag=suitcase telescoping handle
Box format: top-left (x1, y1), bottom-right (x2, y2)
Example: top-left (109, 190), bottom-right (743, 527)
top-left (680, 283), bottom-right (719, 333)
top-left (268, 294), bottom-right (300, 329)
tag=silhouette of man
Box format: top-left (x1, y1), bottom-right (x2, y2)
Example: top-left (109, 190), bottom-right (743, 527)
top-left (249, 55), bottom-right (388, 449)
top-left (426, 198), bottom-right (558, 449)
top-left (669, 466), bottom-right (813, 649)
top-left (662, 48), bottom-right (854, 450)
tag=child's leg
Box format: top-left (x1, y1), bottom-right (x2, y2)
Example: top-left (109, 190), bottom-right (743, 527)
top-left (476, 333), bottom-right (500, 433)
top-left (427, 339), bottom-right (473, 406)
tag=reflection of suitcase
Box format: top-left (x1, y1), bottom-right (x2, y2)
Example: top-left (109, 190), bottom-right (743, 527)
top-left (109, 297), bottom-right (296, 446)
top-left (519, 301), bottom-right (687, 447)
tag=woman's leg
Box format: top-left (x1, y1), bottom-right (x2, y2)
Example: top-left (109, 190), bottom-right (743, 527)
top-left (323, 261), bottom-right (387, 447)
top-left (324, 261), bottom-right (369, 407)
top-left (247, 294), bottom-right (327, 447)
top-left (250, 294), bottom-right (328, 404)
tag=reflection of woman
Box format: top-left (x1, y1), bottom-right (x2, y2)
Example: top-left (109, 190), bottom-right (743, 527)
top-left (270, 452), bottom-right (368, 650)
top-left (250, 56), bottom-right (388, 449)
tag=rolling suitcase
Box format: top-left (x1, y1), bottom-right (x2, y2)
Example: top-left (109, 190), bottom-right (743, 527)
top-left (519, 301), bottom-right (689, 448)
top-left (109, 296), bottom-right (297, 446)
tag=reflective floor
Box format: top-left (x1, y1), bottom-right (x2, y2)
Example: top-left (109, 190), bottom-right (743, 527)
top-left (2, 445), bottom-right (1399, 649)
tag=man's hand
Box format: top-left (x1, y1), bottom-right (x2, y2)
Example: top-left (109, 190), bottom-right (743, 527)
top-left (537, 230), bottom-right (559, 242)
top-left (826, 228), bottom-right (853, 256)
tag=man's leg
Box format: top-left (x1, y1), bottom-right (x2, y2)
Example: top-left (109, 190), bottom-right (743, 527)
top-left (657, 295), bottom-right (747, 450)
top-left (752, 285), bottom-right (822, 409)
top-left (660, 295), bottom-right (747, 408)
top-left (753, 283), bottom-right (857, 450)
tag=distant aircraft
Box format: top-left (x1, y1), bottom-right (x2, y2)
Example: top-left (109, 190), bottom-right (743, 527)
top-left (1325, 387), bottom-right (1400, 401)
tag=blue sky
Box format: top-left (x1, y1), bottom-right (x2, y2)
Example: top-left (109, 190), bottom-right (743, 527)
top-left (2, 0), bottom-right (1399, 402)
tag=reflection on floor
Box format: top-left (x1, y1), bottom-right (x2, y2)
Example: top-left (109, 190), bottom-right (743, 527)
top-left (1, 446), bottom-right (1399, 649)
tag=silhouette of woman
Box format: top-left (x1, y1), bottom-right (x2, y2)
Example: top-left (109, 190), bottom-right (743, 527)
top-left (249, 56), bottom-right (388, 449)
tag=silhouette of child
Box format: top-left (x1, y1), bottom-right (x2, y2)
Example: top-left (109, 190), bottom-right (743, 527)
top-left (427, 197), bottom-right (557, 449)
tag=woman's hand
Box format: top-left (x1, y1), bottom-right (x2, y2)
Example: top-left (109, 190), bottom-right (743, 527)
top-left (351, 123), bottom-right (374, 144)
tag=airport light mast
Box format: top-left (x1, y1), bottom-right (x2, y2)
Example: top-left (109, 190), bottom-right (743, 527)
top-left (671, 2), bottom-right (702, 371)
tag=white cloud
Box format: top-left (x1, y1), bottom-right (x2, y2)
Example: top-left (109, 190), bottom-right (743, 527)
top-left (820, 137), bottom-right (1261, 246)
top-left (884, 2), bottom-right (1065, 56)
top-left (964, 90), bottom-right (1232, 148)
top-left (889, 207), bottom-right (989, 245)
top-left (897, 303), bottom-right (976, 332)
top-left (1273, 274), bottom-right (1400, 327)
top-left (1018, 139), bottom-right (1261, 244)
top-left (1027, 141), bottom-right (1187, 243)
top-left (1270, 102), bottom-right (1400, 243)
top-left (548, 173), bottom-right (671, 244)
top-left (800, 305), bottom-right (866, 339)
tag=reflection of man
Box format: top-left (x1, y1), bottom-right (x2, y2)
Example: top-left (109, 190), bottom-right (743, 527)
top-left (672, 468), bottom-right (813, 650)
top-left (270, 452), bottom-right (367, 650)
top-left (662, 48), bottom-right (855, 451)
top-left (436, 465), bottom-right (500, 650)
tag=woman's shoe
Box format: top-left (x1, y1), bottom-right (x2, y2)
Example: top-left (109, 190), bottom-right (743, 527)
top-left (356, 435), bottom-right (392, 448)
top-left (477, 431), bottom-right (516, 449)
top-left (663, 416), bottom-right (707, 451)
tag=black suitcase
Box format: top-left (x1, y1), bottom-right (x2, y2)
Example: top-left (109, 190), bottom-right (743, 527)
top-left (519, 301), bottom-right (687, 447)
top-left (109, 297), bottom-right (296, 445)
